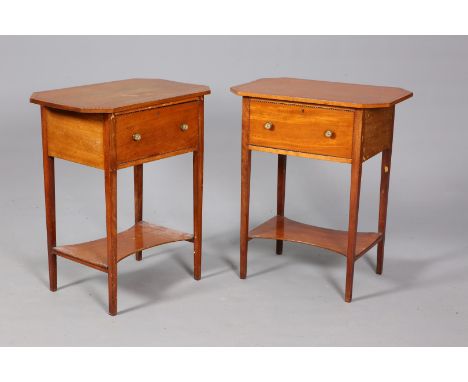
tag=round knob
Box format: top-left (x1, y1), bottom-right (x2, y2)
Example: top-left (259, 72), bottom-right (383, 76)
top-left (264, 121), bottom-right (273, 130)
top-left (180, 123), bottom-right (189, 132)
top-left (324, 130), bottom-right (333, 138)
top-left (132, 133), bottom-right (142, 141)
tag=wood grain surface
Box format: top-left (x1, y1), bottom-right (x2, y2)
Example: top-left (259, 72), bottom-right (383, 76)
top-left (231, 77), bottom-right (412, 108)
top-left (240, 97), bottom-right (252, 279)
top-left (362, 107), bottom-right (395, 161)
top-left (249, 99), bottom-right (355, 159)
top-left (249, 216), bottom-right (382, 259)
top-left (31, 78), bottom-right (210, 113)
top-left (115, 100), bottom-right (199, 166)
top-left (40, 107), bottom-right (57, 292)
top-left (53, 221), bottom-right (193, 272)
top-left (44, 108), bottom-right (105, 169)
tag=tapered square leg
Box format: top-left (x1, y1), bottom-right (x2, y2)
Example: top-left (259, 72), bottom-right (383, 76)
top-left (41, 107), bottom-right (57, 292)
top-left (376, 149), bottom-right (392, 275)
top-left (345, 110), bottom-right (364, 303)
top-left (134, 164), bottom-right (143, 261)
top-left (43, 156), bottom-right (57, 292)
top-left (345, 159), bottom-right (362, 303)
top-left (193, 149), bottom-right (203, 281)
top-left (192, 99), bottom-right (204, 281)
top-left (103, 114), bottom-right (118, 316)
top-left (240, 98), bottom-right (251, 279)
top-left (276, 154), bottom-right (287, 255)
top-left (240, 149), bottom-right (251, 279)
top-left (105, 169), bottom-right (118, 316)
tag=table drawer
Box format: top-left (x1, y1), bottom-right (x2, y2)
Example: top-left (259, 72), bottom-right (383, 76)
top-left (115, 101), bottom-right (199, 166)
top-left (249, 100), bottom-right (355, 158)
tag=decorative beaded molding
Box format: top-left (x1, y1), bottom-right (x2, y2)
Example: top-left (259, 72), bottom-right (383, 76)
top-left (251, 98), bottom-right (355, 113)
top-left (114, 97), bottom-right (201, 116)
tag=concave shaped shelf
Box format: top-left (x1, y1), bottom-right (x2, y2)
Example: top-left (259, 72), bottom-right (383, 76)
top-left (249, 216), bottom-right (382, 259)
top-left (53, 221), bottom-right (193, 272)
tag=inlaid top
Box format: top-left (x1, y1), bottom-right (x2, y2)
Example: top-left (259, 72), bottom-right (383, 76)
top-left (231, 77), bottom-right (412, 108)
top-left (30, 78), bottom-right (211, 113)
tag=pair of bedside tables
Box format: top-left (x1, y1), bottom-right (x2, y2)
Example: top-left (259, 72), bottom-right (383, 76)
top-left (31, 78), bottom-right (412, 315)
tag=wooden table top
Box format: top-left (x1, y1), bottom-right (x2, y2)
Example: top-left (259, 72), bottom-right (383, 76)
top-left (231, 77), bottom-right (412, 108)
top-left (30, 78), bottom-right (211, 113)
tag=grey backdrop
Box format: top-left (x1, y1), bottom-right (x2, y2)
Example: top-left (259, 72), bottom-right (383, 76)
top-left (0, 36), bottom-right (467, 346)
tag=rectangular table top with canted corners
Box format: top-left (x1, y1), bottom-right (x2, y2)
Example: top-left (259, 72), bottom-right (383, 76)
top-left (231, 77), bottom-right (412, 109)
top-left (30, 78), bottom-right (211, 113)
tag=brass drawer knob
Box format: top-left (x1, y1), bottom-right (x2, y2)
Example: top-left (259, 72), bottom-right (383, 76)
top-left (264, 121), bottom-right (273, 130)
top-left (324, 130), bottom-right (334, 138)
top-left (132, 133), bottom-right (142, 141)
top-left (180, 123), bottom-right (189, 132)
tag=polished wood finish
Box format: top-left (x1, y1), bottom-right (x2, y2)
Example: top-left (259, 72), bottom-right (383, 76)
top-left (42, 99), bottom-right (203, 171)
top-left (240, 97), bottom-right (252, 279)
top-left (44, 108), bottom-right (105, 169)
top-left (53, 222), bottom-right (193, 272)
top-left (345, 110), bottom-right (364, 302)
top-left (249, 216), bottom-right (382, 259)
top-left (192, 98), bottom-right (204, 280)
top-left (376, 148), bottom-right (393, 275)
top-left (31, 78), bottom-right (210, 113)
top-left (231, 77), bottom-right (413, 109)
top-left (115, 101), bottom-right (199, 167)
top-left (134, 164), bottom-right (143, 261)
top-left (103, 114), bottom-right (118, 315)
top-left (117, 147), bottom-right (196, 170)
top-left (32, 79), bottom-right (209, 315)
top-left (276, 155), bottom-right (287, 255)
top-left (248, 145), bottom-right (351, 164)
top-left (249, 99), bottom-right (354, 159)
top-left (249, 99), bottom-right (395, 163)
top-left (233, 77), bottom-right (412, 302)
top-left (40, 107), bottom-right (57, 292)
top-left (362, 107), bottom-right (395, 161)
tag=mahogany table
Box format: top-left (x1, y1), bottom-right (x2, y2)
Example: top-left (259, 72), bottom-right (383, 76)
top-left (231, 77), bottom-right (412, 302)
top-left (31, 79), bottom-right (210, 315)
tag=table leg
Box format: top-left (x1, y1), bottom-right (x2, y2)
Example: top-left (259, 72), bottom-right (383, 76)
top-left (134, 164), bottom-right (143, 261)
top-left (376, 149), bottom-right (392, 275)
top-left (193, 99), bottom-right (204, 281)
top-left (276, 154), bottom-right (287, 255)
top-left (105, 169), bottom-right (118, 316)
top-left (345, 110), bottom-right (364, 303)
top-left (240, 98), bottom-right (251, 279)
top-left (345, 159), bottom-right (362, 302)
top-left (240, 149), bottom-right (251, 279)
top-left (193, 149), bottom-right (203, 280)
top-left (43, 156), bottom-right (57, 292)
top-left (41, 107), bottom-right (57, 292)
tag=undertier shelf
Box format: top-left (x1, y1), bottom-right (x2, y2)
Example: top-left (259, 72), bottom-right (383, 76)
top-left (53, 221), bottom-right (193, 272)
top-left (249, 216), bottom-right (382, 259)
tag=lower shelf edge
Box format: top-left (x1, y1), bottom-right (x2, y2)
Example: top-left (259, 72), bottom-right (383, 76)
top-left (249, 216), bottom-right (382, 259)
top-left (53, 221), bottom-right (193, 271)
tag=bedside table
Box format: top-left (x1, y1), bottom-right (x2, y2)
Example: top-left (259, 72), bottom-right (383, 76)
top-left (31, 79), bottom-right (210, 315)
top-left (231, 78), bottom-right (412, 302)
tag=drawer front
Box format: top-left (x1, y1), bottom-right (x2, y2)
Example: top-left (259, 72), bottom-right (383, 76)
top-left (115, 101), bottom-right (199, 165)
top-left (249, 100), bottom-right (355, 158)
